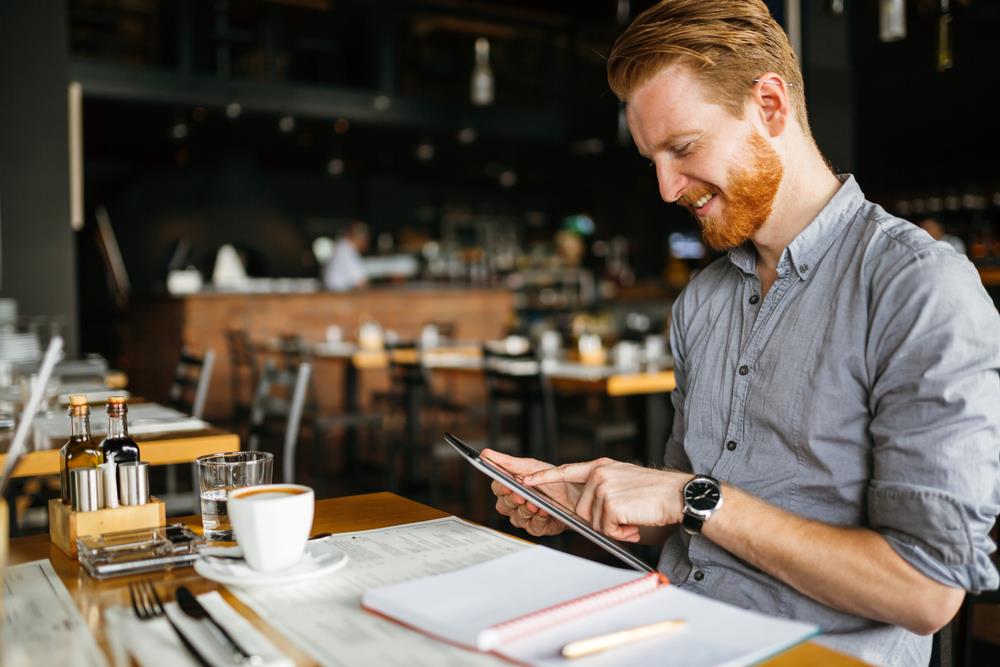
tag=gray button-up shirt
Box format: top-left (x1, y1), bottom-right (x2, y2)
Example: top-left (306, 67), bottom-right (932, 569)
top-left (660, 175), bottom-right (1000, 666)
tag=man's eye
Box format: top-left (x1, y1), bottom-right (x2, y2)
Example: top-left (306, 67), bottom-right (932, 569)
top-left (674, 142), bottom-right (694, 156)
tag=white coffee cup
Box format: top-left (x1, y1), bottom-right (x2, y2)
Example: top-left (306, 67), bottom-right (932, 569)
top-left (228, 484), bottom-right (314, 572)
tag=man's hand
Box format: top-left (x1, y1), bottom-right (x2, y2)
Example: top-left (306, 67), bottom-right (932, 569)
top-left (523, 458), bottom-right (688, 542)
top-left (484, 449), bottom-right (579, 537)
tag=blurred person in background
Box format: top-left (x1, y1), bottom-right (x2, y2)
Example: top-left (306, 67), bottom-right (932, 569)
top-left (918, 216), bottom-right (967, 255)
top-left (487, 1), bottom-right (1000, 665)
top-left (322, 221), bottom-right (369, 292)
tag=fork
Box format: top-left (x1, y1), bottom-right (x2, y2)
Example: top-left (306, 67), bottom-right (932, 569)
top-left (129, 580), bottom-right (213, 667)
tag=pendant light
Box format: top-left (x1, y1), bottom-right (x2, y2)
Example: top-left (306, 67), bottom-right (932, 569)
top-left (471, 38), bottom-right (495, 106)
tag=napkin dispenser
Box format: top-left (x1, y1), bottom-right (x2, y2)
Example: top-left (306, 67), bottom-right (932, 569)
top-left (48, 497), bottom-right (166, 559)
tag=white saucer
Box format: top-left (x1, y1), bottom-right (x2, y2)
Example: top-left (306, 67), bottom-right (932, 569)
top-left (194, 539), bottom-right (349, 587)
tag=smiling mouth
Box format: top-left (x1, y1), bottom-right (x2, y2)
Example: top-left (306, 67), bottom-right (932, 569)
top-left (692, 193), bottom-right (713, 209)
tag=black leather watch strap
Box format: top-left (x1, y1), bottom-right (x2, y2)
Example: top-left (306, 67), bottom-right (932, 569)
top-left (682, 511), bottom-right (704, 534)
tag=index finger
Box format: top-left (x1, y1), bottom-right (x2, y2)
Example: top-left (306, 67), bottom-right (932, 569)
top-left (481, 449), bottom-right (549, 477)
top-left (523, 460), bottom-right (603, 486)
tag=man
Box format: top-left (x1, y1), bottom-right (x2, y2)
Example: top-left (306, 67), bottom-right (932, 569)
top-left (488, 2), bottom-right (1000, 665)
top-left (917, 216), bottom-right (967, 256)
top-left (322, 221), bottom-right (369, 292)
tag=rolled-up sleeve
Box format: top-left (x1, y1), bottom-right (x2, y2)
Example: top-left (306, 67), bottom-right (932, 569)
top-left (867, 249), bottom-right (1000, 593)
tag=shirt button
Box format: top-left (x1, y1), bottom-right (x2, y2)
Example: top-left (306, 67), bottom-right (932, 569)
top-left (726, 440), bottom-right (738, 451)
top-left (799, 264), bottom-right (809, 273)
top-left (693, 570), bottom-right (705, 582)
top-left (749, 294), bottom-right (760, 305)
top-left (738, 365), bottom-right (750, 376)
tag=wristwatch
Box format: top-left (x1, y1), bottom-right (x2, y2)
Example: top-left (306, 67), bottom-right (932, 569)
top-left (681, 475), bottom-right (723, 535)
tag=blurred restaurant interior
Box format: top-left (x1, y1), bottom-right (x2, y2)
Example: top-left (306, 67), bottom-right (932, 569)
top-left (2, 0), bottom-right (1000, 664)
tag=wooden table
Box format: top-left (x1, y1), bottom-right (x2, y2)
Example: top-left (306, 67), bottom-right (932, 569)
top-left (401, 349), bottom-right (677, 465)
top-left (0, 427), bottom-right (240, 478)
top-left (6, 492), bottom-right (865, 666)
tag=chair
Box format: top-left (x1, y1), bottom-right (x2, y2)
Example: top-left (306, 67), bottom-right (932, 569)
top-left (556, 394), bottom-right (638, 462)
top-left (279, 333), bottom-right (384, 479)
top-left (385, 345), bottom-right (478, 507)
top-left (276, 333), bottom-right (311, 370)
top-left (482, 343), bottom-right (558, 463)
top-left (225, 329), bottom-right (259, 424)
top-left (248, 353), bottom-right (384, 490)
top-left (169, 347), bottom-right (216, 419)
top-left (247, 360), bottom-right (312, 484)
top-left (163, 347), bottom-right (215, 512)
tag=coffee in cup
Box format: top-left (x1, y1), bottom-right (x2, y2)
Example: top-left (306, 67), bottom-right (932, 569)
top-left (228, 484), bottom-right (314, 572)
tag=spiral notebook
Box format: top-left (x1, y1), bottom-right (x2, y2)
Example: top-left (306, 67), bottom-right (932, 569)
top-left (362, 546), bottom-right (819, 666)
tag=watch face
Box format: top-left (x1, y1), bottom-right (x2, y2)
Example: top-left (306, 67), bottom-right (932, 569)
top-left (685, 480), bottom-right (720, 512)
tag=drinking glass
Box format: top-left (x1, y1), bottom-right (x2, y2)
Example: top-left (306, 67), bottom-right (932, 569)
top-left (196, 451), bottom-right (273, 540)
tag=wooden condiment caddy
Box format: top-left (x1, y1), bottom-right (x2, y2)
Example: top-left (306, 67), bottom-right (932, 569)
top-left (1, 497), bottom-right (8, 568)
top-left (48, 498), bottom-right (165, 558)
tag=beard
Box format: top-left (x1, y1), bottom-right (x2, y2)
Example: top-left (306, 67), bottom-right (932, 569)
top-left (685, 131), bottom-right (783, 251)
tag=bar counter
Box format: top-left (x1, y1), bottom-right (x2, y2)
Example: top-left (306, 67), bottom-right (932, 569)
top-left (121, 285), bottom-right (515, 419)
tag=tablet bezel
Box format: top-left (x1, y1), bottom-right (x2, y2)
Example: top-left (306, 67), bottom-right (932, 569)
top-left (444, 432), bottom-right (654, 573)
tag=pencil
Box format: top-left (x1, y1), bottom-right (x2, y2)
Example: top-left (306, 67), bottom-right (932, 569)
top-left (560, 619), bottom-right (687, 659)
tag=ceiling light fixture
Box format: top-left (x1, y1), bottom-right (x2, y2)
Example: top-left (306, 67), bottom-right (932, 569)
top-left (457, 127), bottom-right (477, 144)
top-left (415, 142), bottom-right (435, 161)
top-left (326, 158), bottom-right (345, 176)
top-left (471, 37), bottom-right (495, 106)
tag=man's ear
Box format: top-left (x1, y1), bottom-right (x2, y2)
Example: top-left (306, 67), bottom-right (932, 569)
top-left (750, 71), bottom-right (790, 138)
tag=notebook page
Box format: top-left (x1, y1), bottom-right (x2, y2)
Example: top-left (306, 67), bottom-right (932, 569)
top-left (499, 585), bottom-right (819, 667)
top-left (362, 546), bottom-right (642, 650)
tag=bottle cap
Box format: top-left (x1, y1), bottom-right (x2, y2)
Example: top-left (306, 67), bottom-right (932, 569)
top-left (68, 395), bottom-right (88, 406)
top-left (106, 395), bottom-right (128, 415)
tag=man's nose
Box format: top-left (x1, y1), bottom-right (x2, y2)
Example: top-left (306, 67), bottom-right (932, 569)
top-left (655, 161), bottom-right (687, 203)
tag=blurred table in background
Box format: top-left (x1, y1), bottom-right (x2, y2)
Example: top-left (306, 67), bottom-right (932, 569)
top-left (0, 426), bottom-right (238, 478)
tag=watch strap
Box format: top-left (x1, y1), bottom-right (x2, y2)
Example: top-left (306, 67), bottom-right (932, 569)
top-left (681, 511), bottom-right (704, 534)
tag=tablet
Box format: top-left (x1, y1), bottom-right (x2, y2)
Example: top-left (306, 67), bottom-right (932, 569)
top-left (444, 432), bottom-right (654, 572)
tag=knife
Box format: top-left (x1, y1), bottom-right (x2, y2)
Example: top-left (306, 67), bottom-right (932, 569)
top-left (175, 586), bottom-right (263, 665)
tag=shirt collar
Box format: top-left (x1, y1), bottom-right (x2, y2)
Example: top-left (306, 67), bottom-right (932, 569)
top-left (727, 243), bottom-right (757, 276)
top-left (726, 174), bottom-right (864, 280)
